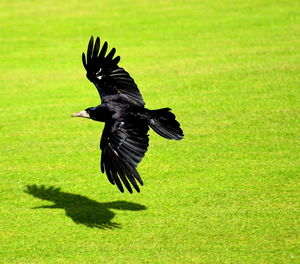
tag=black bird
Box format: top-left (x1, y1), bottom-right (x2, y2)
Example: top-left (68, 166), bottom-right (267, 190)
top-left (72, 36), bottom-right (184, 193)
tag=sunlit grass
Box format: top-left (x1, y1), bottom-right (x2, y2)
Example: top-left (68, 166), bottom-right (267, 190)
top-left (1, 0), bottom-right (299, 263)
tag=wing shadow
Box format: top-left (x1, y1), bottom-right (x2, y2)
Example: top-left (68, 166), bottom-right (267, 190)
top-left (24, 184), bottom-right (147, 229)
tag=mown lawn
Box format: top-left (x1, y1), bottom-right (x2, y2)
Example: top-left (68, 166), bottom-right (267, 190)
top-left (0, 0), bottom-right (299, 263)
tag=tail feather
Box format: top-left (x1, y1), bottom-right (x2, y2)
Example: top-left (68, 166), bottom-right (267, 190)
top-left (148, 108), bottom-right (184, 140)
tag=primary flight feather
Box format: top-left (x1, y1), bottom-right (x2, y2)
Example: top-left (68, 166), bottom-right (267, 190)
top-left (72, 36), bottom-right (184, 193)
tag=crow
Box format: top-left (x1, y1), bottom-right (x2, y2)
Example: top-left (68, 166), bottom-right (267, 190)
top-left (72, 36), bottom-right (184, 193)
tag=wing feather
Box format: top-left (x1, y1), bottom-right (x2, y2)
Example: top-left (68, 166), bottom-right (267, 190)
top-left (99, 41), bottom-right (108, 59)
top-left (105, 48), bottom-right (116, 62)
top-left (82, 53), bottom-right (87, 70)
top-left (82, 36), bottom-right (145, 107)
top-left (92, 37), bottom-right (100, 58)
top-left (100, 120), bottom-right (149, 193)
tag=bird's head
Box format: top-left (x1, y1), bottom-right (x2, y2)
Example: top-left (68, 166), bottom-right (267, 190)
top-left (71, 105), bottom-right (107, 122)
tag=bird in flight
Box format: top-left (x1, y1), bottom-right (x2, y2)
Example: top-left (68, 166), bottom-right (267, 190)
top-left (72, 36), bottom-right (184, 193)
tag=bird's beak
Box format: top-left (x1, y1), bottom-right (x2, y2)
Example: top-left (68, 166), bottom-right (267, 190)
top-left (71, 110), bottom-right (91, 119)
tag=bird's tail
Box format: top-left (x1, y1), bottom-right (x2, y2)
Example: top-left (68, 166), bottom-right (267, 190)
top-left (148, 108), bottom-right (184, 140)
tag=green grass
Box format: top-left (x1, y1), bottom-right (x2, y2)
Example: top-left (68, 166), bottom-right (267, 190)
top-left (1, 0), bottom-right (299, 263)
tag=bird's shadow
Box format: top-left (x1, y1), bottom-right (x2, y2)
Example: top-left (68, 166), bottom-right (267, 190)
top-left (24, 184), bottom-right (147, 229)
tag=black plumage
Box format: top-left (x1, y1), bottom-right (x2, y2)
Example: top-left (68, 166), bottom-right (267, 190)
top-left (73, 36), bottom-right (184, 193)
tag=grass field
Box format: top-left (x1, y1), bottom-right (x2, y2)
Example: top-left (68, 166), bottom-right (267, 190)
top-left (1, 0), bottom-right (299, 263)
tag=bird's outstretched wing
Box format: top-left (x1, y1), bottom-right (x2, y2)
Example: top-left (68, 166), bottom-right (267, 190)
top-left (100, 119), bottom-right (149, 193)
top-left (82, 36), bottom-right (145, 107)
